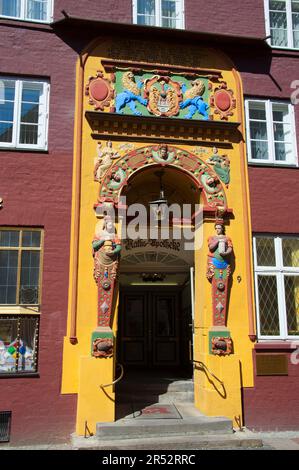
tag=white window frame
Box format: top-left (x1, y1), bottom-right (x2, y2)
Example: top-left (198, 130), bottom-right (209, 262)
top-left (245, 98), bottom-right (298, 166)
top-left (264, 0), bottom-right (299, 50)
top-left (0, 0), bottom-right (53, 23)
top-left (0, 77), bottom-right (50, 151)
top-left (132, 0), bottom-right (185, 29)
top-left (253, 235), bottom-right (299, 340)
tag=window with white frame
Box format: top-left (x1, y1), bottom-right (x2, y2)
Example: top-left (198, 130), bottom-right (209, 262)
top-left (0, 0), bottom-right (53, 23)
top-left (0, 229), bottom-right (43, 305)
top-left (0, 315), bottom-right (39, 374)
top-left (245, 99), bottom-right (297, 165)
top-left (0, 77), bottom-right (49, 150)
top-left (133, 0), bottom-right (184, 29)
top-left (265, 0), bottom-right (299, 49)
top-left (253, 235), bottom-right (299, 339)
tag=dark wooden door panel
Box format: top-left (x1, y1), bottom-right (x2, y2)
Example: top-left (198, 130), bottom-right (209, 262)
top-left (119, 289), bottom-right (180, 367)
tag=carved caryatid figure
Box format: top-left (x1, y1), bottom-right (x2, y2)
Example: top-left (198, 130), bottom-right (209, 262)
top-left (94, 141), bottom-right (120, 182)
top-left (206, 220), bottom-right (233, 326)
top-left (92, 217), bottom-right (121, 327)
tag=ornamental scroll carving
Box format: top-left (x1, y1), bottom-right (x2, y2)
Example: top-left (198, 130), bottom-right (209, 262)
top-left (98, 145), bottom-right (228, 212)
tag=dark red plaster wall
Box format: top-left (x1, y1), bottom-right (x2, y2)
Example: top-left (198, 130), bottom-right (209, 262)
top-left (186, 0), bottom-right (266, 37)
top-left (0, 24), bottom-right (77, 444)
top-left (243, 350), bottom-right (299, 430)
top-left (54, 0), bottom-right (133, 23)
top-left (53, 0), bottom-right (266, 38)
top-left (0, 2), bottom-right (299, 439)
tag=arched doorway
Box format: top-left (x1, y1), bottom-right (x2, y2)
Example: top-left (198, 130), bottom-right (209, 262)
top-left (117, 165), bottom-right (199, 376)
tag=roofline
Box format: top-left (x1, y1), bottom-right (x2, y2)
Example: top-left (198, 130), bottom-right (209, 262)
top-left (51, 14), bottom-right (271, 50)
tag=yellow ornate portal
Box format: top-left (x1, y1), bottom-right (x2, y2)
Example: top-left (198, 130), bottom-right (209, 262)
top-left (61, 35), bottom-right (256, 435)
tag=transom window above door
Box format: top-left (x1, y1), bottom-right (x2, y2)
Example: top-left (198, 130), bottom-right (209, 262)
top-left (133, 0), bottom-right (185, 29)
top-left (265, 0), bottom-right (299, 49)
top-left (0, 0), bottom-right (53, 23)
top-left (245, 99), bottom-right (297, 166)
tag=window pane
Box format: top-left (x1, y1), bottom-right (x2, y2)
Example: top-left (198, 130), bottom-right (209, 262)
top-left (0, 79), bottom-right (15, 144)
top-left (274, 141), bottom-right (292, 161)
top-left (162, 0), bottom-right (178, 27)
top-left (19, 82), bottom-right (42, 145)
top-left (258, 275), bottom-right (280, 336)
top-left (272, 103), bottom-right (289, 122)
top-left (282, 238), bottom-right (299, 267)
top-left (270, 1), bottom-right (287, 11)
top-left (137, 0), bottom-right (155, 25)
top-left (249, 103), bottom-right (266, 120)
top-left (137, 0), bottom-right (155, 15)
top-left (271, 27), bottom-right (288, 46)
top-left (0, 101), bottom-right (14, 122)
top-left (0, 251), bottom-right (18, 304)
top-left (250, 121), bottom-right (268, 140)
top-left (292, 1), bottom-right (299, 13)
top-left (19, 124), bottom-right (38, 145)
top-left (22, 231), bottom-right (41, 247)
top-left (0, 319), bottom-right (18, 373)
top-left (21, 102), bottom-right (39, 124)
top-left (292, 12), bottom-right (299, 29)
top-left (0, 230), bottom-right (19, 247)
top-left (0, 122), bottom-right (13, 143)
top-left (270, 11), bottom-right (287, 28)
top-left (22, 85), bottom-right (41, 103)
top-left (0, 0), bottom-right (20, 17)
top-left (26, 0), bottom-right (48, 21)
top-left (17, 317), bottom-right (38, 372)
top-left (285, 276), bottom-right (299, 335)
top-left (250, 140), bottom-right (269, 160)
top-left (256, 237), bottom-right (276, 266)
top-left (20, 251), bottom-right (40, 304)
top-left (294, 30), bottom-right (299, 47)
top-left (162, 0), bottom-right (176, 17)
top-left (273, 122), bottom-right (290, 141)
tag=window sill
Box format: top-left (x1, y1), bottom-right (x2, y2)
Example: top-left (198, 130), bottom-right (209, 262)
top-left (255, 341), bottom-right (299, 350)
top-left (0, 306), bottom-right (40, 314)
top-left (248, 162), bottom-right (298, 169)
top-left (0, 372), bottom-right (39, 379)
top-left (0, 16), bottom-right (52, 25)
top-left (0, 147), bottom-right (49, 154)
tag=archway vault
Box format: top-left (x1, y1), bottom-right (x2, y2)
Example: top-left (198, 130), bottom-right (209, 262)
top-left (97, 144), bottom-right (229, 215)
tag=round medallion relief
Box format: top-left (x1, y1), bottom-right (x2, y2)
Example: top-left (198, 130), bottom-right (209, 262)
top-left (89, 79), bottom-right (109, 102)
top-left (215, 90), bottom-right (231, 112)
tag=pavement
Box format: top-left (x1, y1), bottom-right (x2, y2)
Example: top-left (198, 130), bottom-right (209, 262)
top-left (1, 430), bottom-right (299, 450)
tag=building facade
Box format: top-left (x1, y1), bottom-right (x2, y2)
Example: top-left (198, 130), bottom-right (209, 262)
top-left (0, 0), bottom-right (298, 443)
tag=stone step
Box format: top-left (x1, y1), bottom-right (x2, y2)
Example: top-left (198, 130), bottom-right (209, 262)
top-left (72, 433), bottom-right (263, 450)
top-left (117, 379), bottom-right (194, 393)
top-left (117, 391), bottom-right (194, 403)
top-left (96, 416), bottom-right (233, 441)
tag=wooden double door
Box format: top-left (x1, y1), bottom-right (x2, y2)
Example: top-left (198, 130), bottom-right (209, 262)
top-left (118, 288), bottom-right (184, 368)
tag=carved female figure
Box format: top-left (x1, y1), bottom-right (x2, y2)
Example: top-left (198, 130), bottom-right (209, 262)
top-left (206, 220), bottom-right (233, 326)
top-left (92, 217), bottom-right (121, 327)
top-left (94, 141), bottom-right (120, 182)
